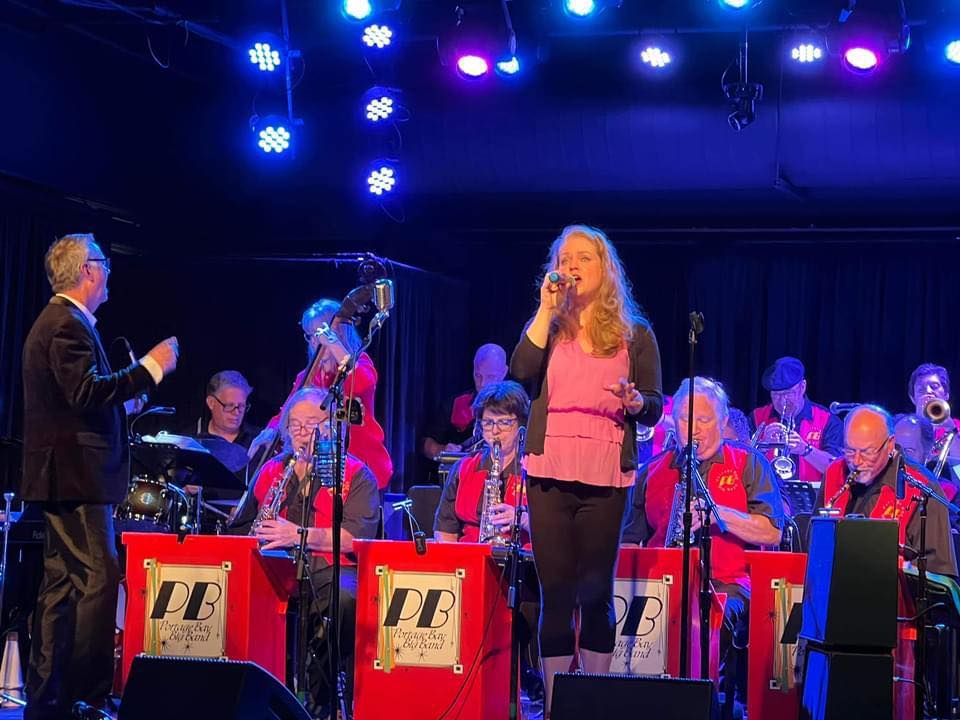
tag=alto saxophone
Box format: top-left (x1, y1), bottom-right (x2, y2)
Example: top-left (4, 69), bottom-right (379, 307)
top-left (479, 441), bottom-right (508, 545)
top-left (664, 441), bottom-right (699, 547)
top-left (251, 448), bottom-right (303, 535)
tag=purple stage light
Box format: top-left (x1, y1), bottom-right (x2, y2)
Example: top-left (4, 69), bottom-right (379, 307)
top-left (843, 46), bottom-right (879, 73)
top-left (456, 54), bottom-right (490, 78)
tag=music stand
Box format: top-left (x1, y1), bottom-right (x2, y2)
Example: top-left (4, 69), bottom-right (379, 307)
top-left (132, 433), bottom-right (245, 534)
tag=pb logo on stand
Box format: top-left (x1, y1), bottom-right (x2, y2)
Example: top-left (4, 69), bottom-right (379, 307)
top-left (143, 561), bottom-right (230, 659)
top-left (610, 578), bottom-right (670, 676)
top-left (375, 568), bottom-right (463, 673)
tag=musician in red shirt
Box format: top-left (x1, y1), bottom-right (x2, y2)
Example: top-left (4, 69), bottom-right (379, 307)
top-left (240, 387), bottom-right (380, 718)
top-left (750, 356), bottom-right (841, 483)
top-left (433, 380), bottom-right (530, 543)
top-left (432, 381), bottom-right (542, 701)
top-left (623, 376), bottom-right (783, 714)
top-left (249, 298), bottom-right (393, 490)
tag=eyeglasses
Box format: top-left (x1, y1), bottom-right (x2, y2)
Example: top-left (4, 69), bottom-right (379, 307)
top-left (480, 418), bottom-right (518, 431)
top-left (288, 419), bottom-right (325, 435)
top-left (841, 439), bottom-right (891, 462)
top-left (86, 257), bottom-right (111, 273)
top-left (210, 396), bottom-right (250, 414)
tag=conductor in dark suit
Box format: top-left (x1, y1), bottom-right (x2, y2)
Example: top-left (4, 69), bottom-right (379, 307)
top-left (21, 234), bottom-right (179, 719)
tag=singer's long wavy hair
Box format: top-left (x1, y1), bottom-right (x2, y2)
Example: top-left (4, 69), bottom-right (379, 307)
top-left (279, 387), bottom-right (330, 454)
top-left (542, 224), bottom-right (646, 357)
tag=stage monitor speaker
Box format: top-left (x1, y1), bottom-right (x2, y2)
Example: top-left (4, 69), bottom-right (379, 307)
top-left (799, 647), bottom-right (893, 720)
top-left (551, 672), bottom-right (719, 720)
top-left (119, 655), bottom-right (310, 720)
top-left (800, 517), bottom-right (898, 650)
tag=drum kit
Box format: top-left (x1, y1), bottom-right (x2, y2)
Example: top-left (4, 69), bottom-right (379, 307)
top-left (116, 432), bottom-right (247, 535)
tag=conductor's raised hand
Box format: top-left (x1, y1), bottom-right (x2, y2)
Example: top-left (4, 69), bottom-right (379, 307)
top-left (146, 337), bottom-right (179, 375)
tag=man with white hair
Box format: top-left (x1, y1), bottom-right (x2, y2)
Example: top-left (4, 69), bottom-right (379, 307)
top-left (421, 343), bottom-right (509, 459)
top-left (817, 404), bottom-right (956, 576)
top-left (622, 376), bottom-right (783, 716)
top-left (21, 234), bottom-right (179, 719)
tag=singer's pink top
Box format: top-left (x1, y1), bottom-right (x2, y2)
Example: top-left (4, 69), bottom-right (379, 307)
top-left (524, 340), bottom-right (635, 488)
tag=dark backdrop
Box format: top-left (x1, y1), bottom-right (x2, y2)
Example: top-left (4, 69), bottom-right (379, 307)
top-left (4, 210), bottom-right (959, 491)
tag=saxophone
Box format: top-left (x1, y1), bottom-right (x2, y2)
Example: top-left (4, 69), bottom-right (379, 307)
top-left (664, 441), bottom-right (699, 547)
top-left (251, 448), bottom-right (303, 535)
top-left (479, 441), bottom-right (508, 545)
top-left (821, 469), bottom-right (858, 516)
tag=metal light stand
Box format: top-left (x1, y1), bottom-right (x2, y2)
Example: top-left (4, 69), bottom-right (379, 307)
top-left (507, 428), bottom-right (527, 720)
top-left (679, 311), bottom-right (704, 678)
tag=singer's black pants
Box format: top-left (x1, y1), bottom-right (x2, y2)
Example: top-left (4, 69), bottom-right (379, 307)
top-left (25, 503), bottom-right (120, 720)
top-left (526, 477), bottom-right (628, 657)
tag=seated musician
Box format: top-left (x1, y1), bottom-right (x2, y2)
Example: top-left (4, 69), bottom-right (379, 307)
top-left (421, 343), bottom-right (509, 461)
top-left (817, 404), bottom-right (957, 577)
top-left (432, 380), bottom-right (542, 702)
top-left (749, 356), bottom-right (841, 482)
top-left (249, 298), bottom-right (393, 490)
top-left (235, 387), bottom-right (380, 717)
top-left (908, 362), bottom-right (960, 462)
top-left (893, 413), bottom-right (935, 467)
top-left (193, 370), bottom-right (262, 490)
top-left (623, 376), bottom-right (784, 714)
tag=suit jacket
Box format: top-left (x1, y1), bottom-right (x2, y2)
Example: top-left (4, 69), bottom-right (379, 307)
top-left (21, 297), bottom-right (156, 503)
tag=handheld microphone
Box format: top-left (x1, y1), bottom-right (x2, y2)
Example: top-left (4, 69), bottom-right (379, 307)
top-left (121, 337), bottom-right (149, 406)
top-left (547, 271), bottom-right (576, 287)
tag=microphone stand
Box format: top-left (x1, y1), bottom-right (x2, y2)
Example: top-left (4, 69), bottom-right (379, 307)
top-left (679, 311), bottom-right (704, 679)
top-left (507, 428), bottom-right (527, 720)
top-left (293, 428), bottom-right (321, 710)
top-left (897, 462), bottom-right (960, 720)
top-left (688, 458), bottom-right (727, 680)
top-left (318, 306), bottom-right (392, 719)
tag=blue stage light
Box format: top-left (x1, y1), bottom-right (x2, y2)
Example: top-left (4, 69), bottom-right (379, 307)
top-left (342, 0), bottom-right (373, 21)
top-left (366, 95), bottom-right (395, 122)
top-left (495, 56), bottom-right (521, 76)
top-left (640, 47), bottom-right (672, 69)
top-left (248, 42), bottom-right (282, 72)
top-left (564, 0), bottom-right (597, 17)
top-left (257, 124), bottom-right (291, 154)
top-left (947, 40), bottom-right (960, 65)
top-left (718, 0), bottom-right (750, 8)
top-left (791, 43), bottom-right (824, 63)
top-left (362, 23), bottom-right (393, 49)
top-left (367, 165), bottom-right (397, 196)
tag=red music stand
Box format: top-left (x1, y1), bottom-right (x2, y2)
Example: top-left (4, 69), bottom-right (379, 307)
top-left (120, 532), bottom-right (296, 691)
top-left (353, 540), bottom-right (512, 720)
top-left (614, 547), bottom-right (723, 681)
top-left (745, 550), bottom-right (807, 720)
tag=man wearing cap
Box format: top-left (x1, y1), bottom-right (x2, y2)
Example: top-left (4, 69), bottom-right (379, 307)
top-left (749, 356), bottom-right (841, 483)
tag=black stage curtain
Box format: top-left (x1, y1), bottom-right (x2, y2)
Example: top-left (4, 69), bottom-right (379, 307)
top-left (4, 222), bottom-right (959, 491)
top-left (452, 235), bottom-right (960, 421)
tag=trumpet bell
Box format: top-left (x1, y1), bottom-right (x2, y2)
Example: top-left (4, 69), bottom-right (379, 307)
top-left (923, 398), bottom-right (951, 424)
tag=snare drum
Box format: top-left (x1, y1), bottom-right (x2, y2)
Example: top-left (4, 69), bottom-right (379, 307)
top-left (116, 475), bottom-right (185, 533)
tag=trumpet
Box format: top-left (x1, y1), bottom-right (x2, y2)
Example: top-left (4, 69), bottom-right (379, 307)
top-left (923, 398), bottom-right (951, 424)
